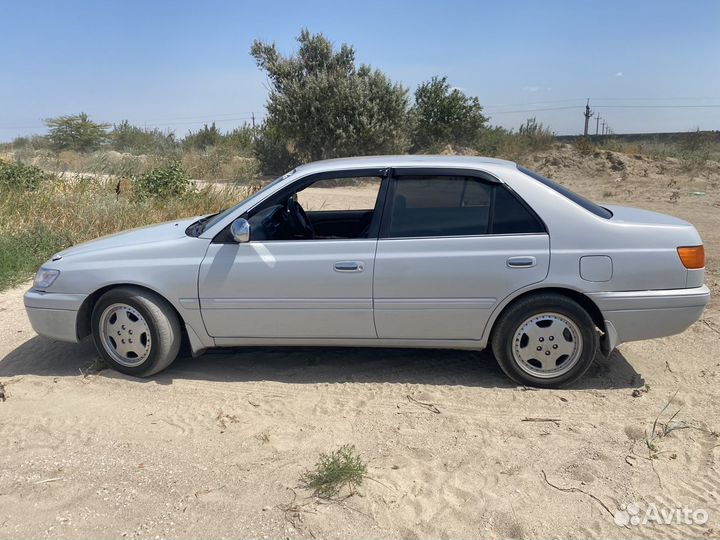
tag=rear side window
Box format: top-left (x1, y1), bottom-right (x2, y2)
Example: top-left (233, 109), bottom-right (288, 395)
top-left (387, 176), bottom-right (492, 237)
top-left (493, 185), bottom-right (545, 234)
top-left (518, 165), bottom-right (613, 219)
top-left (383, 176), bottom-right (545, 238)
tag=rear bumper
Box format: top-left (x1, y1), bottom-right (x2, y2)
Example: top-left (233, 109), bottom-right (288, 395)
top-left (24, 289), bottom-right (87, 343)
top-left (588, 285), bottom-right (710, 348)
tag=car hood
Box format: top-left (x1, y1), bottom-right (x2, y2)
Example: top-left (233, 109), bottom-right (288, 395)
top-left (56, 217), bottom-right (201, 258)
top-left (604, 204), bottom-right (692, 228)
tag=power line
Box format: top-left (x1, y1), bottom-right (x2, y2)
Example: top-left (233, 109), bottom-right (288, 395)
top-left (0, 115), bottom-right (265, 131)
top-left (138, 111), bottom-right (261, 123)
top-left (482, 96), bottom-right (720, 109)
top-left (594, 104), bottom-right (720, 109)
top-left (485, 105), bottom-right (580, 115)
top-left (141, 116), bottom-right (263, 127)
top-left (486, 103), bottom-right (720, 116)
top-left (590, 96), bottom-right (720, 101)
top-left (2, 101), bottom-right (719, 132)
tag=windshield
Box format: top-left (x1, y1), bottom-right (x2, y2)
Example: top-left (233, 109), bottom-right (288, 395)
top-left (518, 165), bottom-right (613, 219)
top-left (189, 169), bottom-right (297, 236)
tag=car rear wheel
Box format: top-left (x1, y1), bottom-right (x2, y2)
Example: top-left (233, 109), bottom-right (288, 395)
top-left (491, 294), bottom-right (599, 388)
top-left (91, 286), bottom-right (181, 377)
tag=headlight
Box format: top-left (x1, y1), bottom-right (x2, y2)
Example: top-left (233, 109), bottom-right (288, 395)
top-left (34, 268), bottom-right (60, 290)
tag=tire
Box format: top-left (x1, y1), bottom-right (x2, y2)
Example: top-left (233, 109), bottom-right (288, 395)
top-left (91, 286), bottom-right (182, 377)
top-left (490, 293), bottom-right (599, 388)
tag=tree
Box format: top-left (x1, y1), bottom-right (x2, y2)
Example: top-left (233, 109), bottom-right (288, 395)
top-left (411, 76), bottom-right (488, 151)
top-left (250, 29), bottom-right (409, 168)
top-left (44, 113), bottom-right (110, 152)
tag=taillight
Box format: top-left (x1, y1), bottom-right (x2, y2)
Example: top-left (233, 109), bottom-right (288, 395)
top-left (677, 245), bottom-right (705, 269)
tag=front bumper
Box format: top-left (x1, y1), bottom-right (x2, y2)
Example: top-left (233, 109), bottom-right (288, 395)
top-left (24, 289), bottom-right (87, 343)
top-left (587, 285), bottom-right (710, 348)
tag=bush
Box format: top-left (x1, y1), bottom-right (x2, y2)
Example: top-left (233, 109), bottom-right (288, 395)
top-left (110, 121), bottom-right (178, 155)
top-left (517, 117), bottom-right (555, 151)
top-left (253, 124), bottom-right (299, 175)
top-left (181, 148), bottom-right (260, 182)
top-left (411, 76), bottom-right (488, 151)
top-left (222, 124), bottom-right (255, 156)
top-left (0, 159), bottom-right (52, 190)
top-left (45, 113), bottom-right (110, 152)
top-left (6, 135), bottom-right (52, 152)
top-left (184, 123), bottom-right (223, 151)
top-left (574, 137), bottom-right (595, 156)
top-left (10, 136), bottom-right (31, 149)
top-left (133, 161), bottom-right (192, 199)
top-left (0, 223), bottom-right (71, 290)
top-left (475, 126), bottom-right (513, 156)
top-left (300, 445), bottom-right (367, 498)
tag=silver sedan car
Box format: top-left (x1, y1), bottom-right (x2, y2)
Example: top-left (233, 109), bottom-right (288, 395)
top-left (24, 156), bottom-right (710, 387)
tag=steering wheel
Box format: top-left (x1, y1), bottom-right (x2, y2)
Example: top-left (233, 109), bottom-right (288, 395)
top-left (286, 196), bottom-right (315, 239)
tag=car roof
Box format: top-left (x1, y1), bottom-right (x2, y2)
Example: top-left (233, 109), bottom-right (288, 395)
top-left (294, 155), bottom-right (518, 175)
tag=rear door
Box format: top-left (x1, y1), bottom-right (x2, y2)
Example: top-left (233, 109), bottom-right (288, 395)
top-left (373, 170), bottom-right (550, 340)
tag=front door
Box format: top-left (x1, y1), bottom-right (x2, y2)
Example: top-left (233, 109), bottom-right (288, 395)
top-left (198, 172), bottom-right (385, 339)
top-left (373, 172), bottom-right (550, 340)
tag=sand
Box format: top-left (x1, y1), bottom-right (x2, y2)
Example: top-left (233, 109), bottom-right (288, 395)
top-left (1, 146), bottom-right (719, 539)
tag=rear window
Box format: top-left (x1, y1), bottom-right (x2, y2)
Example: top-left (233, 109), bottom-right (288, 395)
top-left (518, 165), bottom-right (613, 219)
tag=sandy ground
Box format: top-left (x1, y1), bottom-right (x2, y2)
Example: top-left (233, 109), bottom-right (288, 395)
top-left (1, 147), bottom-right (720, 539)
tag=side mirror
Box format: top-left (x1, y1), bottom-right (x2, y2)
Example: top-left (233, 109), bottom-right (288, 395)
top-left (230, 218), bottom-right (251, 243)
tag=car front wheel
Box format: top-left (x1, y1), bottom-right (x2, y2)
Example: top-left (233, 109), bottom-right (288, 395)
top-left (491, 294), bottom-right (599, 388)
top-left (91, 286), bottom-right (181, 377)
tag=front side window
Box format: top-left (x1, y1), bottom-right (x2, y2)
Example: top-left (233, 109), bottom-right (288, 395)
top-left (191, 169), bottom-right (297, 237)
top-left (245, 175), bottom-right (383, 241)
top-left (296, 177), bottom-right (381, 212)
top-left (383, 175), bottom-right (544, 238)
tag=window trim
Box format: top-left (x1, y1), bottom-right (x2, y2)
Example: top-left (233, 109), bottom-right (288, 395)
top-left (378, 169), bottom-right (547, 240)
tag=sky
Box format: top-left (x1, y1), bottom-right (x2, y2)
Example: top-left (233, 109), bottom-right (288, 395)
top-left (1, 0), bottom-right (719, 140)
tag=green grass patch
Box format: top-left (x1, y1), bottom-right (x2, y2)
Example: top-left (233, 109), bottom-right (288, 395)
top-left (300, 444), bottom-right (367, 498)
top-left (0, 223), bottom-right (71, 290)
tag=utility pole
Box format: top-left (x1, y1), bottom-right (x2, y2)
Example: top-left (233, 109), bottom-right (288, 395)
top-left (251, 112), bottom-right (256, 141)
top-left (583, 99), bottom-right (594, 137)
top-left (601, 120), bottom-right (606, 137)
top-left (595, 115), bottom-right (601, 137)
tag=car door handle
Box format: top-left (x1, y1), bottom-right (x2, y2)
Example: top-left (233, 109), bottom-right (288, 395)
top-left (334, 261), bottom-right (364, 272)
top-left (507, 256), bottom-right (536, 268)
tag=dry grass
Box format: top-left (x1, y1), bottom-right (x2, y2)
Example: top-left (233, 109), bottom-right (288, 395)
top-left (0, 175), bottom-right (258, 289)
top-left (6, 148), bottom-right (263, 183)
top-left (0, 176), bottom-right (252, 240)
